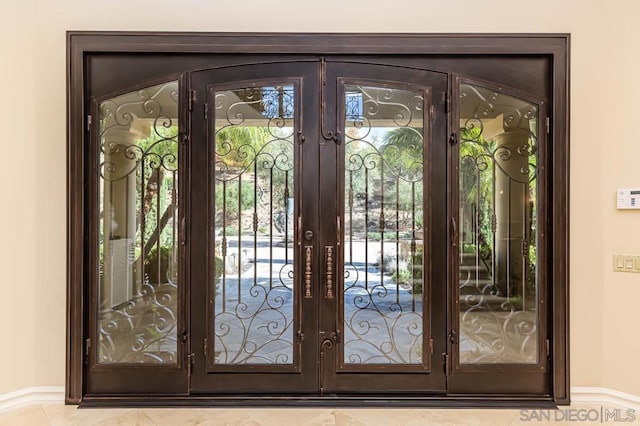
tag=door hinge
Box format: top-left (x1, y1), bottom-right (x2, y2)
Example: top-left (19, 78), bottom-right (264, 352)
top-left (429, 104), bottom-right (436, 122)
top-left (429, 338), bottom-right (434, 354)
top-left (444, 91), bottom-right (450, 113)
top-left (450, 216), bottom-right (458, 248)
top-left (180, 217), bottom-right (187, 246)
top-left (521, 239), bottom-right (529, 257)
top-left (86, 115), bottom-right (92, 131)
top-left (449, 132), bottom-right (458, 146)
top-left (203, 338), bottom-right (208, 356)
top-left (180, 130), bottom-right (189, 145)
top-left (297, 330), bottom-right (305, 342)
top-left (204, 103), bottom-right (209, 120)
top-left (546, 339), bottom-right (551, 358)
top-left (187, 353), bottom-right (195, 376)
top-left (85, 338), bottom-right (91, 362)
top-left (545, 116), bottom-right (550, 134)
top-left (444, 353), bottom-right (450, 374)
top-left (188, 89), bottom-right (196, 112)
top-left (448, 330), bottom-right (458, 344)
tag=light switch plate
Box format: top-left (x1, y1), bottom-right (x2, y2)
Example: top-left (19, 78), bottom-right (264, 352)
top-left (613, 254), bottom-right (640, 273)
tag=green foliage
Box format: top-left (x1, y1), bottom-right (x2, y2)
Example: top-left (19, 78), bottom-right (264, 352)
top-left (460, 125), bottom-right (539, 298)
top-left (459, 127), bottom-right (494, 260)
top-left (380, 127), bottom-right (423, 180)
top-left (223, 226), bottom-right (239, 236)
top-left (215, 126), bottom-right (271, 167)
top-left (215, 179), bottom-right (255, 219)
top-left (391, 268), bottom-right (412, 285)
top-left (214, 126), bottom-right (292, 229)
top-left (214, 257), bottom-right (224, 280)
top-left (411, 247), bottom-right (424, 295)
top-left (367, 231), bottom-right (399, 241)
top-left (144, 246), bottom-right (173, 284)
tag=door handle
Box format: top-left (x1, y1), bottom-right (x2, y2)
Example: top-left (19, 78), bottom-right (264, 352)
top-left (325, 246), bottom-right (334, 299)
top-left (304, 245), bottom-right (312, 298)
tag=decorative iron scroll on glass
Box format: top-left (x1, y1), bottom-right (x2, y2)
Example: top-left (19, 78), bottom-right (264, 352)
top-left (212, 85), bottom-right (296, 365)
top-left (458, 82), bottom-right (539, 364)
top-left (97, 81), bottom-right (180, 364)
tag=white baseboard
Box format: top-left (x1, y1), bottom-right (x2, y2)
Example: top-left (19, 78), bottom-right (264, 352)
top-left (0, 386), bottom-right (64, 412)
top-left (1, 386), bottom-right (639, 412)
top-left (571, 387), bottom-right (640, 410)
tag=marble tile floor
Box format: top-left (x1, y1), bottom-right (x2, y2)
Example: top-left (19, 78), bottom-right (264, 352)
top-left (0, 403), bottom-right (633, 425)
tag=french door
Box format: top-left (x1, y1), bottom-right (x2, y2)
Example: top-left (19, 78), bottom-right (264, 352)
top-left (77, 36), bottom-right (566, 404)
top-left (189, 61), bottom-right (448, 394)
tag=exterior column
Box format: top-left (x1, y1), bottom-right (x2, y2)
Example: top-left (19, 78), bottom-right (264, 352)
top-left (101, 127), bottom-right (139, 309)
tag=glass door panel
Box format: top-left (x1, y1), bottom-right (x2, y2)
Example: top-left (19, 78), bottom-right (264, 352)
top-left (342, 84), bottom-right (427, 367)
top-left (212, 84), bottom-right (297, 366)
top-left (97, 81), bottom-right (180, 365)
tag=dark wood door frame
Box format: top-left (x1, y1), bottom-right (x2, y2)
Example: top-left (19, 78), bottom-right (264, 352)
top-left (67, 32), bottom-right (569, 405)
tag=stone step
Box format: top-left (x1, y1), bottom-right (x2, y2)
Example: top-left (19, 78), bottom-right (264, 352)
top-left (459, 279), bottom-right (500, 296)
top-left (458, 265), bottom-right (492, 280)
top-left (459, 252), bottom-right (492, 266)
top-left (458, 294), bottom-right (524, 311)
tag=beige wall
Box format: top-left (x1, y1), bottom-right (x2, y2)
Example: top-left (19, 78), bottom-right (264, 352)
top-left (0, 0), bottom-right (637, 397)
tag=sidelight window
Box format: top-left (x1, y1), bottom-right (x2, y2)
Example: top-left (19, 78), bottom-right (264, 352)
top-left (97, 81), bottom-right (180, 365)
top-left (457, 82), bottom-right (541, 365)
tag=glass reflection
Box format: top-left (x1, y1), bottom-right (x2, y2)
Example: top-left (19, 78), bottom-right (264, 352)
top-left (458, 83), bottom-right (539, 364)
top-left (98, 81), bottom-right (179, 364)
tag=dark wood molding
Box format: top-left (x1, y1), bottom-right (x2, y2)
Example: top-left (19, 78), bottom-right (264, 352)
top-left (551, 36), bottom-right (571, 406)
top-left (66, 31), bottom-right (86, 404)
top-left (67, 32), bottom-right (570, 405)
top-left (80, 394), bottom-right (557, 408)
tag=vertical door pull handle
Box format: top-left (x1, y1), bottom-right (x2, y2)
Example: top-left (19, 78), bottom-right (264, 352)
top-left (325, 246), bottom-right (334, 299)
top-left (304, 245), bottom-right (313, 298)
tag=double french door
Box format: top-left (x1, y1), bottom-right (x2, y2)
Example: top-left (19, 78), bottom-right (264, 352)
top-left (188, 61), bottom-right (448, 393)
top-left (83, 46), bottom-right (557, 401)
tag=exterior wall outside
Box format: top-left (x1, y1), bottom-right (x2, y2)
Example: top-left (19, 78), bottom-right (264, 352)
top-left (0, 0), bottom-right (637, 397)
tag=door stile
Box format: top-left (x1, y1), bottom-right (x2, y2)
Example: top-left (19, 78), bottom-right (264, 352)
top-left (188, 62), bottom-right (321, 393)
top-left (318, 61), bottom-right (448, 393)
